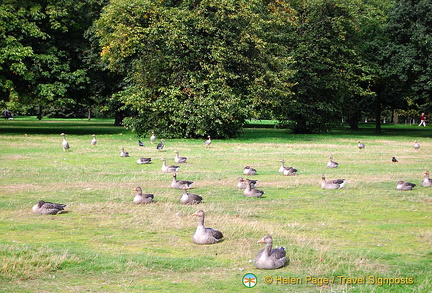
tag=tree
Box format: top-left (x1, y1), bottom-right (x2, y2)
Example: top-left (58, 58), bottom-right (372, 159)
top-left (0, 0), bottom-right (105, 119)
top-left (95, 0), bottom-right (296, 138)
top-left (384, 0), bottom-right (432, 114)
top-left (277, 0), bottom-right (374, 133)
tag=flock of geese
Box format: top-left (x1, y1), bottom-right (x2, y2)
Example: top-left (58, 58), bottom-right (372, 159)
top-left (33, 133), bottom-right (431, 270)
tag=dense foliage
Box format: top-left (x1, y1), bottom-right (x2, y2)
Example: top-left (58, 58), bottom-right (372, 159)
top-left (1, 0), bottom-right (431, 136)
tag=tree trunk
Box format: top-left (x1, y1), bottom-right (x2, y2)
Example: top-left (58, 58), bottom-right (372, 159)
top-left (348, 112), bottom-right (359, 130)
top-left (375, 99), bottom-right (381, 134)
top-left (114, 109), bottom-right (124, 126)
top-left (87, 108), bottom-right (91, 121)
top-left (37, 105), bottom-right (43, 120)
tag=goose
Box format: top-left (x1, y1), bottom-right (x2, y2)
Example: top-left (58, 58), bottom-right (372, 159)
top-left (396, 180), bottom-right (416, 191)
top-left (414, 140), bottom-right (420, 150)
top-left (150, 131), bottom-right (156, 144)
top-left (132, 187), bottom-right (154, 204)
top-left (243, 166), bottom-right (257, 175)
top-left (91, 134), bottom-right (97, 146)
top-left (161, 158), bottom-right (180, 173)
top-left (255, 235), bottom-right (287, 270)
top-left (180, 187), bottom-right (202, 205)
top-left (32, 200), bottom-right (67, 215)
top-left (282, 166), bottom-right (297, 176)
top-left (192, 209), bottom-right (223, 244)
top-left (171, 173), bottom-right (195, 189)
top-left (136, 157), bottom-right (152, 164)
top-left (278, 159), bottom-right (286, 173)
top-left (237, 177), bottom-right (258, 189)
top-left (321, 174), bottom-right (346, 189)
top-left (357, 141), bottom-right (365, 149)
top-left (326, 155), bottom-right (339, 168)
top-left (392, 156), bottom-right (398, 163)
top-left (243, 179), bottom-right (264, 197)
top-left (421, 171), bottom-right (432, 187)
top-left (203, 135), bottom-right (212, 147)
top-left (120, 147), bottom-right (129, 157)
top-left (174, 151), bottom-right (188, 163)
top-left (157, 139), bottom-right (165, 151)
top-left (60, 133), bottom-right (70, 151)
top-left (138, 140), bottom-right (145, 147)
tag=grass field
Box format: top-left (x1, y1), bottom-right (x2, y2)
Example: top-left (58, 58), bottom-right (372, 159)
top-left (0, 117), bottom-right (431, 292)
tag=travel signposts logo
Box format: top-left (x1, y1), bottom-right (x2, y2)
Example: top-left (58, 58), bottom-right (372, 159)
top-left (243, 273), bottom-right (257, 288)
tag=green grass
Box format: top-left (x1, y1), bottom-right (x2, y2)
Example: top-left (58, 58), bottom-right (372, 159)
top-left (0, 117), bottom-right (431, 292)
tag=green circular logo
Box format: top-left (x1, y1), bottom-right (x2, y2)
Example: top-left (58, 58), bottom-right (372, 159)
top-left (243, 273), bottom-right (257, 288)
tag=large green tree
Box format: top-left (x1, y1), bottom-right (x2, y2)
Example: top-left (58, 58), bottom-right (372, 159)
top-left (0, 0), bottom-right (105, 118)
top-left (384, 0), bottom-right (432, 114)
top-left (96, 0), bottom-right (296, 138)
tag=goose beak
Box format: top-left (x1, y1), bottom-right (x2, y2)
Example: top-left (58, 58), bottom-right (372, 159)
top-left (257, 238), bottom-right (265, 243)
top-left (192, 211), bottom-right (198, 217)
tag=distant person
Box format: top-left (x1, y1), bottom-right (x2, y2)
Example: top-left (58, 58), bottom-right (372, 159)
top-left (4, 109), bottom-right (11, 120)
top-left (418, 113), bottom-right (426, 127)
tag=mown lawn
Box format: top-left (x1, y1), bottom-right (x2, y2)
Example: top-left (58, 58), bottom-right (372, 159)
top-left (0, 117), bottom-right (431, 292)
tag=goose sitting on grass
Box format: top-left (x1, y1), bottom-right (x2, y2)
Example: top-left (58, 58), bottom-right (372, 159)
top-left (321, 174), bottom-right (346, 189)
top-left (60, 133), bottom-right (70, 151)
top-left (326, 155), bottom-right (339, 168)
top-left (133, 187), bottom-right (154, 204)
top-left (180, 188), bottom-right (202, 205)
top-left (421, 171), bottom-right (432, 187)
top-left (357, 141), bottom-right (365, 149)
top-left (243, 166), bottom-right (257, 175)
top-left (255, 235), bottom-right (287, 270)
top-left (171, 173), bottom-right (195, 189)
top-left (282, 166), bottom-right (297, 176)
top-left (32, 200), bottom-right (67, 215)
top-left (136, 157), bottom-right (152, 164)
top-left (396, 180), bottom-right (416, 191)
top-left (174, 151), bottom-right (188, 163)
top-left (161, 158), bottom-right (180, 173)
top-left (243, 179), bottom-right (264, 197)
top-left (237, 177), bottom-right (258, 189)
top-left (192, 209), bottom-right (223, 245)
top-left (157, 139), bottom-right (165, 151)
top-left (120, 147), bottom-right (129, 157)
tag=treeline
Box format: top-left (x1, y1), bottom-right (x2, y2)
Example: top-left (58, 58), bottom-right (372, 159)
top-left (1, 0), bottom-right (431, 137)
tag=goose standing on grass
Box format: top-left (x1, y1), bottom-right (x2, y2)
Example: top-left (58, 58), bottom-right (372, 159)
top-left (192, 209), bottom-right (223, 244)
top-left (243, 166), bottom-right (257, 175)
top-left (32, 200), bottom-right (67, 215)
top-left (61, 133), bottom-right (70, 151)
top-left (326, 155), bottom-right (339, 168)
top-left (237, 177), bottom-right (258, 189)
top-left (150, 131), bottom-right (156, 144)
top-left (283, 166), bottom-right (297, 176)
top-left (203, 135), bottom-right (212, 148)
top-left (244, 179), bottom-right (265, 197)
top-left (157, 139), bottom-right (165, 151)
top-left (414, 140), bottom-right (420, 150)
top-left (321, 174), bottom-right (346, 189)
top-left (357, 141), bottom-right (365, 149)
top-left (138, 140), bottom-right (145, 147)
top-left (171, 173), bottom-right (195, 189)
top-left (180, 187), bottom-right (202, 205)
top-left (396, 180), bottom-right (416, 191)
top-left (120, 147), bottom-right (129, 157)
top-left (132, 187), bottom-right (154, 204)
top-left (255, 235), bottom-right (287, 270)
top-left (174, 151), bottom-right (188, 163)
top-left (161, 158), bottom-right (180, 173)
top-left (421, 171), bottom-right (432, 187)
top-left (91, 134), bottom-right (97, 146)
top-left (136, 157), bottom-right (152, 164)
